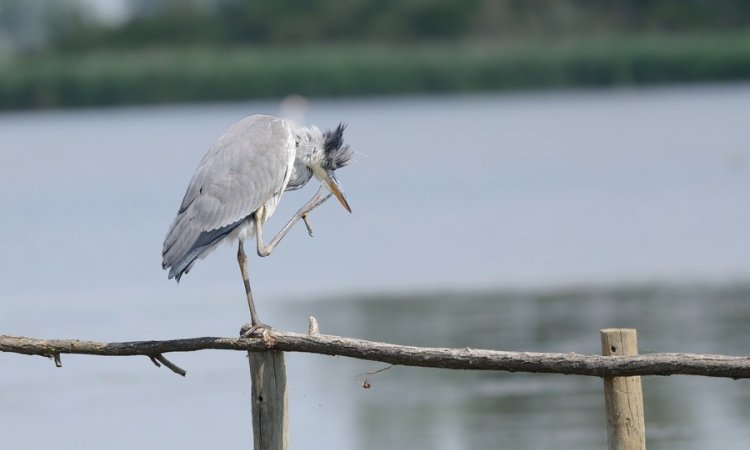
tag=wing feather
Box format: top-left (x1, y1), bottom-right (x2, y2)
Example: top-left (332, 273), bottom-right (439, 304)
top-left (162, 114), bottom-right (295, 278)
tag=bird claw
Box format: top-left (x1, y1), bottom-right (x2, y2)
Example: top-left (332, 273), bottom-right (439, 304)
top-left (302, 214), bottom-right (314, 237)
top-left (240, 322), bottom-right (273, 338)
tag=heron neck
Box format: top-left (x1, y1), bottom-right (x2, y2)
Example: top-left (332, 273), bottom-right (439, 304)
top-left (286, 159), bottom-right (313, 191)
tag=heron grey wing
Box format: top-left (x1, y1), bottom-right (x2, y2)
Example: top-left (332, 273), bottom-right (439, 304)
top-left (162, 115), bottom-right (295, 276)
top-left (189, 115), bottom-right (294, 230)
top-left (164, 215), bottom-right (247, 280)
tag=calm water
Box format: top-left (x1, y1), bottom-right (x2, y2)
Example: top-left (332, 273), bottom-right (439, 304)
top-left (1, 85), bottom-right (750, 449)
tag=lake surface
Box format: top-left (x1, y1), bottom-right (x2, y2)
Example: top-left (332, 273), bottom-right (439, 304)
top-left (1, 84), bottom-right (749, 449)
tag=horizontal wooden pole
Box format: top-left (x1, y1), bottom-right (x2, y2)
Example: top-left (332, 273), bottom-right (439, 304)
top-left (2, 330), bottom-right (750, 379)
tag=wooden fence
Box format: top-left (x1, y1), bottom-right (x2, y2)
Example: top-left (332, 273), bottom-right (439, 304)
top-left (3, 319), bottom-right (750, 450)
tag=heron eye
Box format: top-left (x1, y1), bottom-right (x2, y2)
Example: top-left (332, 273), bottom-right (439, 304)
top-left (295, 140), bottom-right (299, 148)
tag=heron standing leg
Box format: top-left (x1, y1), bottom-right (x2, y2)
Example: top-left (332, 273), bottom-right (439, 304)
top-left (239, 188), bottom-right (331, 336)
top-left (237, 240), bottom-right (266, 332)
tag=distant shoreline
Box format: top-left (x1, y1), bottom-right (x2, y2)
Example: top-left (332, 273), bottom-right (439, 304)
top-left (3, 32), bottom-right (750, 111)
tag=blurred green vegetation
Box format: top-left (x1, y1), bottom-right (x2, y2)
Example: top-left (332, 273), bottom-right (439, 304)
top-left (1, 0), bottom-right (750, 109)
top-left (47, 0), bottom-right (750, 49)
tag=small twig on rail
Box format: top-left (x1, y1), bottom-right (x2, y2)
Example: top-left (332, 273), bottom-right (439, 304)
top-left (149, 354), bottom-right (187, 377)
top-left (3, 332), bottom-right (750, 379)
top-left (308, 316), bottom-right (320, 336)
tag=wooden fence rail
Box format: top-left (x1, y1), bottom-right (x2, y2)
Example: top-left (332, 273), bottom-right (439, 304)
top-left (2, 321), bottom-right (749, 450)
top-left (2, 327), bottom-right (749, 378)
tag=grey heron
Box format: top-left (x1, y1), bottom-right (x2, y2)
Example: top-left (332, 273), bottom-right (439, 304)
top-left (162, 114), bottom-right (352, 330)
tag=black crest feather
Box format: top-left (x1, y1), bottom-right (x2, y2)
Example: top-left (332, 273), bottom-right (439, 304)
top-left (323, 123), bottom-right (352, 170)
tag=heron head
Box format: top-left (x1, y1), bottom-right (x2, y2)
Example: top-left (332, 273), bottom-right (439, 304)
top-left (294, 123), bottom-right (352, 212)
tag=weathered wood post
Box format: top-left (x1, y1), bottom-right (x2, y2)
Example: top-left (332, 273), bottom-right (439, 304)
top-left (247, 333), bottom-right (288, 450)
top-left (600, 328), bottom-right (646, 450)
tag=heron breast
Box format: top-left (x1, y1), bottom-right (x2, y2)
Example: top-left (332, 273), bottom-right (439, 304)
top-left (234, 218), bottom-right (257, 241)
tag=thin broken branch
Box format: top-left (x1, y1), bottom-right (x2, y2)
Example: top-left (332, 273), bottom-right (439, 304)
top-left (2, 331), bottom-right (750, 379)
top-left (149, 354), bottom-right (187, 376)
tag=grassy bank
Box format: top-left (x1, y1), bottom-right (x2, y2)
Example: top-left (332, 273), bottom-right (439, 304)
top-left (2, 33), bottom-right (750, 110)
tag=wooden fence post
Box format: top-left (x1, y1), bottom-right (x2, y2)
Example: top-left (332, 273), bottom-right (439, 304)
top-left (601, 328), bottom-right (646, 450)
top-left (248, 348), bottom-right (288, 450)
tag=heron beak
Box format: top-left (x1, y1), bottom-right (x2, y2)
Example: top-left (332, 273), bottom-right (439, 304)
top-left (321, 169), bottom-right (351, 213)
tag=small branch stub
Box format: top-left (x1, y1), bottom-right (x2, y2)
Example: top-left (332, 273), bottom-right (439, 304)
top-left (148, 354), bottom-right (187, 377)
top-left (308, 316), bottom-right (320, 336)
top-left (601, 328), bottom-right (647, 450)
